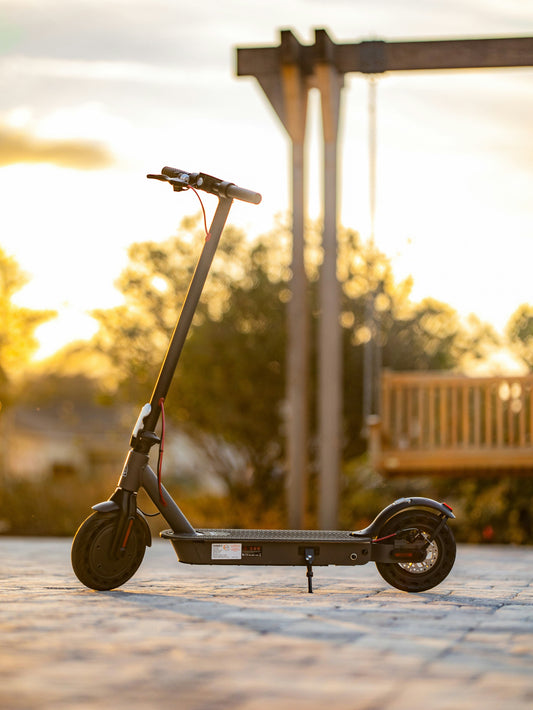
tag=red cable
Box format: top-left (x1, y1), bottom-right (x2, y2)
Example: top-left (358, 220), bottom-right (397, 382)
top-left (157, 397), bottom-right (167, 506)
top-left (187, 186), bottom-right (211, 241)
top-left (373, 533), bottom-right (397, 543)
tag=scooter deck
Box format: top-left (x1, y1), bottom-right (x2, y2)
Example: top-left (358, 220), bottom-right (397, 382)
top-left (161, 528), bottom-right (372, 566)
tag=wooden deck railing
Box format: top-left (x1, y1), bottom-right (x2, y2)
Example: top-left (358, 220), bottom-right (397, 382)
top-left (368, 370), bottom-right (533, 475)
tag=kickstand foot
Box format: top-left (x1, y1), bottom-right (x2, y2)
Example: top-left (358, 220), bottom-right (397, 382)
top-left (305, 548), bottom-right (315, 594)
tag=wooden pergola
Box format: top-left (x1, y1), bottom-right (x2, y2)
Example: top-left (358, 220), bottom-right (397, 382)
top-left (236, 30), bottom-right (533, 528)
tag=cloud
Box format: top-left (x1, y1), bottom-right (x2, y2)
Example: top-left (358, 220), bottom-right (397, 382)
top-left (0, 125), bottom-right (114, 169)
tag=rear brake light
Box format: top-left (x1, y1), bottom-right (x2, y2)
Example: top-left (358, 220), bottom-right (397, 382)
top-left (391, 551), bottom-right (416, 560)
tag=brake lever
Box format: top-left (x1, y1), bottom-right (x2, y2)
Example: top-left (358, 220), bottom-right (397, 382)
top-left (146, 174), bottom-right (189, 191)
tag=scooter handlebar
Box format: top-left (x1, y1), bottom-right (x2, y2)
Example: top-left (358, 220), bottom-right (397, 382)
top-left (148, 166), bottom-right (262, 205)
top-left (225, 182), bottom-right (262, 205)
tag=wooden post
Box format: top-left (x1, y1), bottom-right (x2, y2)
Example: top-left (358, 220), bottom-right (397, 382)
top-left (313, 30), bottom-right (344, 529)
top-left (237, 30), bottom-right (310, 528)
top-left (282, 57), bottom-right (310, 529)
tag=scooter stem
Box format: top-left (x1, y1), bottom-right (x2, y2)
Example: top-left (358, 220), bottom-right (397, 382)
top-left (140, 195), bottom-right (233, 439)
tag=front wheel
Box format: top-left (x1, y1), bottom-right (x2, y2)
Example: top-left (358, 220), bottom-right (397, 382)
top-left (71, 512), bottom-right (147, 591)
top-left (375, 510), bottom-right (456, 592)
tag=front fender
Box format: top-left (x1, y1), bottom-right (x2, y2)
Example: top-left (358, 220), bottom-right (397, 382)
top-left (92, 500), bottom-right (120, 513)
top-left (352, 497), bottom-right (454, 538)
top-left (91, 500), bottom-right (152, 547)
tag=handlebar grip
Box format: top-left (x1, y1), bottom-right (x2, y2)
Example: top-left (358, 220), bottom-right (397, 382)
top-left (162, 166), bottom-right (187, 178)
top-left (225, 183), bottom-right (262, 205)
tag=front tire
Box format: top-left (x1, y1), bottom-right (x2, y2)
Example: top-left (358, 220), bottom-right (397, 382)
top-left (71, 512), bottom-right (146, 591)
top-left (375, 510), bottom-right (456, 592)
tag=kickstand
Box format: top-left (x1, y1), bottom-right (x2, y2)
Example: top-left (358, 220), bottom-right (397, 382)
top-left (304, 548), bottom-right (315, 593)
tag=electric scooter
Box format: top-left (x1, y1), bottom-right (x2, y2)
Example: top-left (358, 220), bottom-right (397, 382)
top-left (71, 166), bottom-right (456, 594)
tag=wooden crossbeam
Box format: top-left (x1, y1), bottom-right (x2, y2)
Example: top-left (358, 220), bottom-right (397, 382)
top-left (237, 32), bottom-right (533, 76)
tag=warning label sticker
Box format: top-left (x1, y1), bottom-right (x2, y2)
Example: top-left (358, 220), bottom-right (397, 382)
top-left (211, 543), bottom-right (242, 560)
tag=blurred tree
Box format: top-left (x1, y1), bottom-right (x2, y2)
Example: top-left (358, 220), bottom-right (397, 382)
top-left (91, 217), bottom-right (492, 506)
top-left (92, 216), bottom-right (280, 398)
top-left (0, 245), bottom-right (55, 406)
top-left (0, 225), bottom-right (523, 536)
top-left (92, 215), bottom-right (291, 502)
top-left (506, 303), bottom-right (533, 368)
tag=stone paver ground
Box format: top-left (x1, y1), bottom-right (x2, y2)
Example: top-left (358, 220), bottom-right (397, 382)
top-left (1, 537), bottom-right (532, 710)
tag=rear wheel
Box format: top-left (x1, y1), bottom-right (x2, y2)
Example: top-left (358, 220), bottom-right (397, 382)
top-left (71, 512), bottom-right (146, 591)
top-left (375, 510), bottom-right (456, 592)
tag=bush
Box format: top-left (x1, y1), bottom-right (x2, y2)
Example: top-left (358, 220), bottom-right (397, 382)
top-left (340, 458), bottom-right (533, 545)
top-left (2, 461), bottom-right (532, 545)
top-left (0, 471), bottom-right (113, 537)
top-left (0, 470), bottom-right (287, 538)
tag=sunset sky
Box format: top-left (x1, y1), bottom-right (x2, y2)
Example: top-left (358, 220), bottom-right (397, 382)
top-left (0, 0), bottom-right (532, 358)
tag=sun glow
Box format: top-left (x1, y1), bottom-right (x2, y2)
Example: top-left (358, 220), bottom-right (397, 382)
top-left (1, 3), bottom-right (532, 366)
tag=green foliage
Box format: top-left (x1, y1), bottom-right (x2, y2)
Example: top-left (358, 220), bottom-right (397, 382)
top-left (86, 216), bottom-right (494, 525)
top-left (3, 462), bottom-right (532, 542)
top-left (0, 471), bottom-right (288, 538)
top-left (506, 303), bottom-right (533, 369)
top-left (173, 236), bottom-right (287, 481)
top-left (339, 460), bottom-right (533, 545)
top-left (0, 471), bottom-right (111, 537)
top-left (445, 477), bottom-right (533, 544)
top-left (0, 246), bottom-right (55, 402)
top-left (91, 217), bottom-right (290, 509)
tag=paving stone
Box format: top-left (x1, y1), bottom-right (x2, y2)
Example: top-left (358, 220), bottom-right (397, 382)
top-left (1, 538), bottom-right (533, 709)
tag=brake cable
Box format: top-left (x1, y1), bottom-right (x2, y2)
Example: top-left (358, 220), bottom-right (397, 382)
top-left (184, 185), bottom-right (211, 241)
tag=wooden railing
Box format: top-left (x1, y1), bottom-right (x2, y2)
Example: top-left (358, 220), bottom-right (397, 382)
top-left (368, 370), bottom-right (533, 475)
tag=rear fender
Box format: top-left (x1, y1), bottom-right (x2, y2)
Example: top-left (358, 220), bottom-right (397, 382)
top-left (352, 497), bottom-right (454, 539)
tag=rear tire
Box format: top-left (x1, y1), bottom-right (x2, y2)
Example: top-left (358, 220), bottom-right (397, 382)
top-left (375, 510), bottom-right (456, 592)
top-left (71, 512), bottom-right (146, 591)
